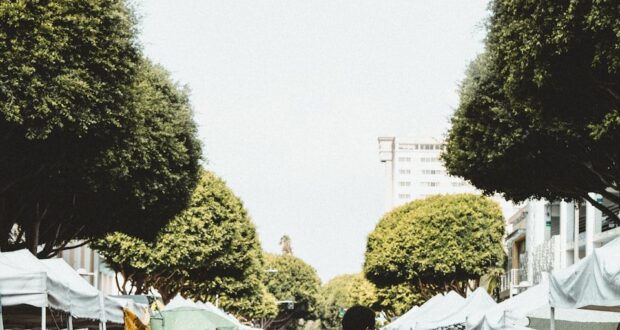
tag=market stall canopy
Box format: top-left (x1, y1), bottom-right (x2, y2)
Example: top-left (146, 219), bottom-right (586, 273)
top-left (381, 306), bottom-right (419, 330)
top-left (151, 294), bottom-right (239, 330)
top-left (415, 287), bottom-right (496, 330)
top-left (527, 305), bottom-right (620, 329)
top-left (466, 282), bottom-right (548, 330)
top-left (40, 258), bottom-right (103, 321)
top-left (0, 249), bottom-right (146, 326)
top-left (550, 236), bottom-right (620, 312)
top-left (0, 261), bottom-right (46, 308)
top-left (382, 291), bottom-right (465, 330)
top-left (0, 249), bottom-right (66, 311)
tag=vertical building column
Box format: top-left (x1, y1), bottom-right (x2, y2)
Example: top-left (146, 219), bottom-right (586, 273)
top-left (559, 201), bottom-right (568, 269)
top-left (378, 137), bottom-right (395, 212)
top-left (586, 193), bottom-right (596, 256)
top-left (574, 205), bottom-right (580, 263)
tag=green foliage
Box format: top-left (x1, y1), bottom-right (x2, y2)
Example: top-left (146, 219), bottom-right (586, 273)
top-left (318, 273), bottom-right (377, 330)
top-left (374, 283), bottom-right (423, 318)
top-left (364, 194), bottom-right (505, 314)
top-left (93, 170), bottom-right (275, 320)
top-left (263, 253), bottom-right (322, 329)
top-left (0, 0), bottom-right (201, 255)
top-left (443, 0), bottom-right (620, 224)
top-left (0, 0), bottom-right (139, 139)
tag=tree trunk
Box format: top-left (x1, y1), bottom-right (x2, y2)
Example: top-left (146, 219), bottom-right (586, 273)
top-left (25, 219), bottom-right (41, 255)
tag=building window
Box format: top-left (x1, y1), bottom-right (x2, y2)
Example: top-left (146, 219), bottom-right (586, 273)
top-left (398, 143), bottom-right (419, 151)
top-left (420, 157), bottom-right (439, 163)
top-left (399, 169), bottom-right (411, 175)
top-left (451, 182), bottom-right (466, 187)
top-left (398, 194), bottom-right (411, 199)
top-left (422, 169), bottom-right (441, 175)
top-left (421, 182), bottom-right (439, 187)
top-left (399, 181), bottom-right (411, 187)
top-left (398, 157), bottom-right (412, 162)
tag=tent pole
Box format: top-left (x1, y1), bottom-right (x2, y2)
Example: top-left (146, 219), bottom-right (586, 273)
top-left (549, 306), bottom-right (556, 330)
top-left (0, 295), bottom-right (4, 330)
top-left (41, 306), bottom-right (46, 330)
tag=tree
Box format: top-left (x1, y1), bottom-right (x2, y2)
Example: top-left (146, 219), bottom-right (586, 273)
top-left (93, 170), bottom-right (275, 320)
top-left (442, 0), bottom-right (620, 224)
top-left (364, 194), bottom-right (505, 308)
top-left (373, 283), bottom-right (423, 318)
top-left (0, 0), bottom-right (202, 255)
top-left (318, 273), bottom-right (377, 330)
top-left (262, 253), bottom-right (322, 330)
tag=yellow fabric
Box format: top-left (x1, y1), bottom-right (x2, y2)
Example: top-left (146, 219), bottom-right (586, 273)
top-left (124, 307), bottom-right (151, 330)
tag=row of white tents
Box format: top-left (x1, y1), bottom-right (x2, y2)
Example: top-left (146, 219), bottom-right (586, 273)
top-left (0, 249), bottom-right (149, 329)
top-left (383, 236), bottom-right (620, 330)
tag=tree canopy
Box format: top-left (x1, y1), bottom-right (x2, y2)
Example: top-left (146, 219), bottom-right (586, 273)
top-left (93, 170), bottom-right (275, 320)
top-left (0, 0), bottom-right (201, 256)
top-left (318, 273), bottom-right (377, 330)
top-left (262, 253), bottom-right (322, 330)
top-left (364, 194), bottom-right (505, 309)
top-left (443, 0), bottom-right (620, 223)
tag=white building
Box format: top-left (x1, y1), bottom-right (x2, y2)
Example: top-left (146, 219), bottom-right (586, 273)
top-left (502, 196), bottom-right (620, 298)
top-left (378, 136), bottom-right (516, 216)
top-left (58, 245), bottom-right (120, 295)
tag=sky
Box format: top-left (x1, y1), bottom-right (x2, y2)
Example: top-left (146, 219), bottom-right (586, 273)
top-left (136, 0), bottom-right (490, 282)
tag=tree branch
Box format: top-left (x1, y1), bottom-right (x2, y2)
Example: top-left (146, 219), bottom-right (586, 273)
top-left (583, 194), bottom-right (620, 226)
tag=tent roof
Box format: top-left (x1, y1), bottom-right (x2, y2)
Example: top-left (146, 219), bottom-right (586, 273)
top-left (416, 288), bottom-right (497, 330)
top-left (467, 282), bottom-right (549, 330)
top-left (0, 249), bottom-right (58, 309)
top-left (162, 294), bottom-right (240, 329)
top-left (0, 249), bottom-right (144, 325)
top-left (382, 292), bottom-right (465, 330)
top-left (550, 236), bottom-right (620, 311)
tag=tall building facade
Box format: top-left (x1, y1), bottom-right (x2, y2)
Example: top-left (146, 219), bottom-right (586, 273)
top-left (378, 136), bottom-right (516, 216)
top-left (379, 136), bottom-right (479, 208)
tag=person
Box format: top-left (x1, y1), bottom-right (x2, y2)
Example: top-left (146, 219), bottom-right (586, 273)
top-left (342, 305), bottom-right (376, 330)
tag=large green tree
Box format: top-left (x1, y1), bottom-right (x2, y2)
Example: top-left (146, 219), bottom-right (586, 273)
top-left (364, 194), bottom-right (505, 312)
top-left (0, 0), bottom-right (202, 255)
top-left (262, 253), bottom-right (322, 330)
top-left (0, 0), bottom-right (138, 252)
top-left (318, 273), bottom-right (377, 330)
top-left (93, 170), bottom-right (276, 321)
top-left (443, 0), bottom-right (620, 223)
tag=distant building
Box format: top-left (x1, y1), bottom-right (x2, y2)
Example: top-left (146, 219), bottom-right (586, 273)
top-left (58, 245), bottom-right (119, 295)
top-left (378, 136), bottom-right (516, 216)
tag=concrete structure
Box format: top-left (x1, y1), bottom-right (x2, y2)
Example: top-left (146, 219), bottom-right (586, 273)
top-left (501, 196), bottom-right (620, 298)
top-left (378, 136), bottom-right (516, 217)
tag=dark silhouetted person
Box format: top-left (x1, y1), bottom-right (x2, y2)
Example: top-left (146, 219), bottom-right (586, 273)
top-left (342, 305), bottom-right (375, 330)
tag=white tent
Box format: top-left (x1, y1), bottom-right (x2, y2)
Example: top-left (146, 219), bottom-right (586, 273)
top-left (382, 306), bottom-right (419, 330)
top-left (0, 249), bottom-right (146, 330)
top-left (550, 236), bottom-right (620, 311)
top-left (382, 291), bottom-right (465, 330)
top-left (0, 249), bottom-right (68, 312)
top-left (41, 258), bottom-right (148, 325)
top-left (415, 288), bottom-right (496, 330)
top-left (466, 282), bottom-right (548, 330)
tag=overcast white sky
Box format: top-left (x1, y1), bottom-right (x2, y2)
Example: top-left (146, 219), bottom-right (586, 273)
top-left (136, 0), bottom-right (490, 282)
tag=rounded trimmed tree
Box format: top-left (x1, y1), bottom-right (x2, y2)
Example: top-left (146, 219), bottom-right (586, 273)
top-left (93, 170), bottom-right (275, 320)
top-left (318, 273), bottom-right (377, 329)
top-left (262, 253), bottom-right (322, 330)
top-left (364, 194), bottom-right (505, 313)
